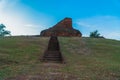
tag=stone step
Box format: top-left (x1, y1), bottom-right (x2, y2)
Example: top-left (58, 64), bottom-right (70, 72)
top-left (41, 36), bottom-right (63, 63)
top-left (44, 56), bottom-right (61, 58)
top-left (43, 58), bottom-right (62, 61)
top-left (44, 53), bottom-right (61, 56)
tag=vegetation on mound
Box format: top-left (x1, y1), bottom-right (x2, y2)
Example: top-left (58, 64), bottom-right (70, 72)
top-left (0, 37), bottom-right (120, 80)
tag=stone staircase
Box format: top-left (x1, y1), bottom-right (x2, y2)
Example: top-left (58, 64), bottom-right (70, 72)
top-left (42, 36), bottom-right (63, 63)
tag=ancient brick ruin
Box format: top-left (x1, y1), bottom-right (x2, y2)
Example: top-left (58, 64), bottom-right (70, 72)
top-left (42, 36), bottom-right (63, 62)
top-left (40, 17), bottom-right (82, 37)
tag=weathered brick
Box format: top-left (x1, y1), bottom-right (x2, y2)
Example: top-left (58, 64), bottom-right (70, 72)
top-left (40, 17), bottom-right (82, 37)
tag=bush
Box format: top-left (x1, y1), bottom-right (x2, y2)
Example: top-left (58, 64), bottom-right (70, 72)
top-left (90, 30), bottom-right (104, 38)
top-left (0, 24), bottom-right (11, 37)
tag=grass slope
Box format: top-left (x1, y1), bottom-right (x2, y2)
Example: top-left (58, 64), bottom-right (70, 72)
top-left (0, 37), bottom-right (120, 80)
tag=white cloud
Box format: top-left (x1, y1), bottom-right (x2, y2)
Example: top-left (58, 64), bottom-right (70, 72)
top-left (76, 16), bottom-right (120, 40)
top-left (103, 32), bottom-right (120, 40)
top-left (0, 0), bottom-right (47, 35)
top-left (76, 22), bottom-right (97, 28)
top-left (24, 24), bottom-right (35, 27)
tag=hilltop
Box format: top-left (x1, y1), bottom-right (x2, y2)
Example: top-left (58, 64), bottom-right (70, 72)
top-left (0, 37), bottom-right (120, 80)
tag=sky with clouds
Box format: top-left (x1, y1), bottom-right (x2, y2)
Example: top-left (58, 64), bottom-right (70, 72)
top-left (0, 0), bottom-right (120, 40)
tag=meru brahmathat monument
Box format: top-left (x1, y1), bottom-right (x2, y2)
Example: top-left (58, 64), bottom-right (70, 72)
top-left (40, 17), bottom-right (82, 37)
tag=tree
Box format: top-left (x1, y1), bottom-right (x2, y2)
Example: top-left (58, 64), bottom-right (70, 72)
top-left (0, 24), bottom-right (11, 37)
top-left (90, 30), bottom-right (101, 38)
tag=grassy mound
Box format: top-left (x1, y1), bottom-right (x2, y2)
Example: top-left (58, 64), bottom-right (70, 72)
top-left (0, 37), bottom-right (120, 80)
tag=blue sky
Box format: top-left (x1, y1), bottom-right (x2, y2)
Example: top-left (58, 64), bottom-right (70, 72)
top-left (0, 0), bottom-right (120, 40)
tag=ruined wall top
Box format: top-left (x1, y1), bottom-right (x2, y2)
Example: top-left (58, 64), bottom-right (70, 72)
top-left (40, 17), bottom-right (82, 37)
top-left (53, 17), bottom-right (72, 29)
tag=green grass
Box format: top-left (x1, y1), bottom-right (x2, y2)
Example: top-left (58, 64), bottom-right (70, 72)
top-left (0, 36), bottom-right (120, 80)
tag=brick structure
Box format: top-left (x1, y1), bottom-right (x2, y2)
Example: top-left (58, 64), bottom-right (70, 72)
top-left (40, 17), bottom-right (82, 37)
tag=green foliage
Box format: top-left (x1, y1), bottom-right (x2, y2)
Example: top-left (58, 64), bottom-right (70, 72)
top-left (90, 30), bottom-right (101, 38)
top-left (0, 24), bottom-right (11, 37)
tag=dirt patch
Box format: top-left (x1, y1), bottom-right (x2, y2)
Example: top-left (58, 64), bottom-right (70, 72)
top-left (5, 63), bottom-right (79, 80)
top-left (5, 74), bottom-right (78, 80)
